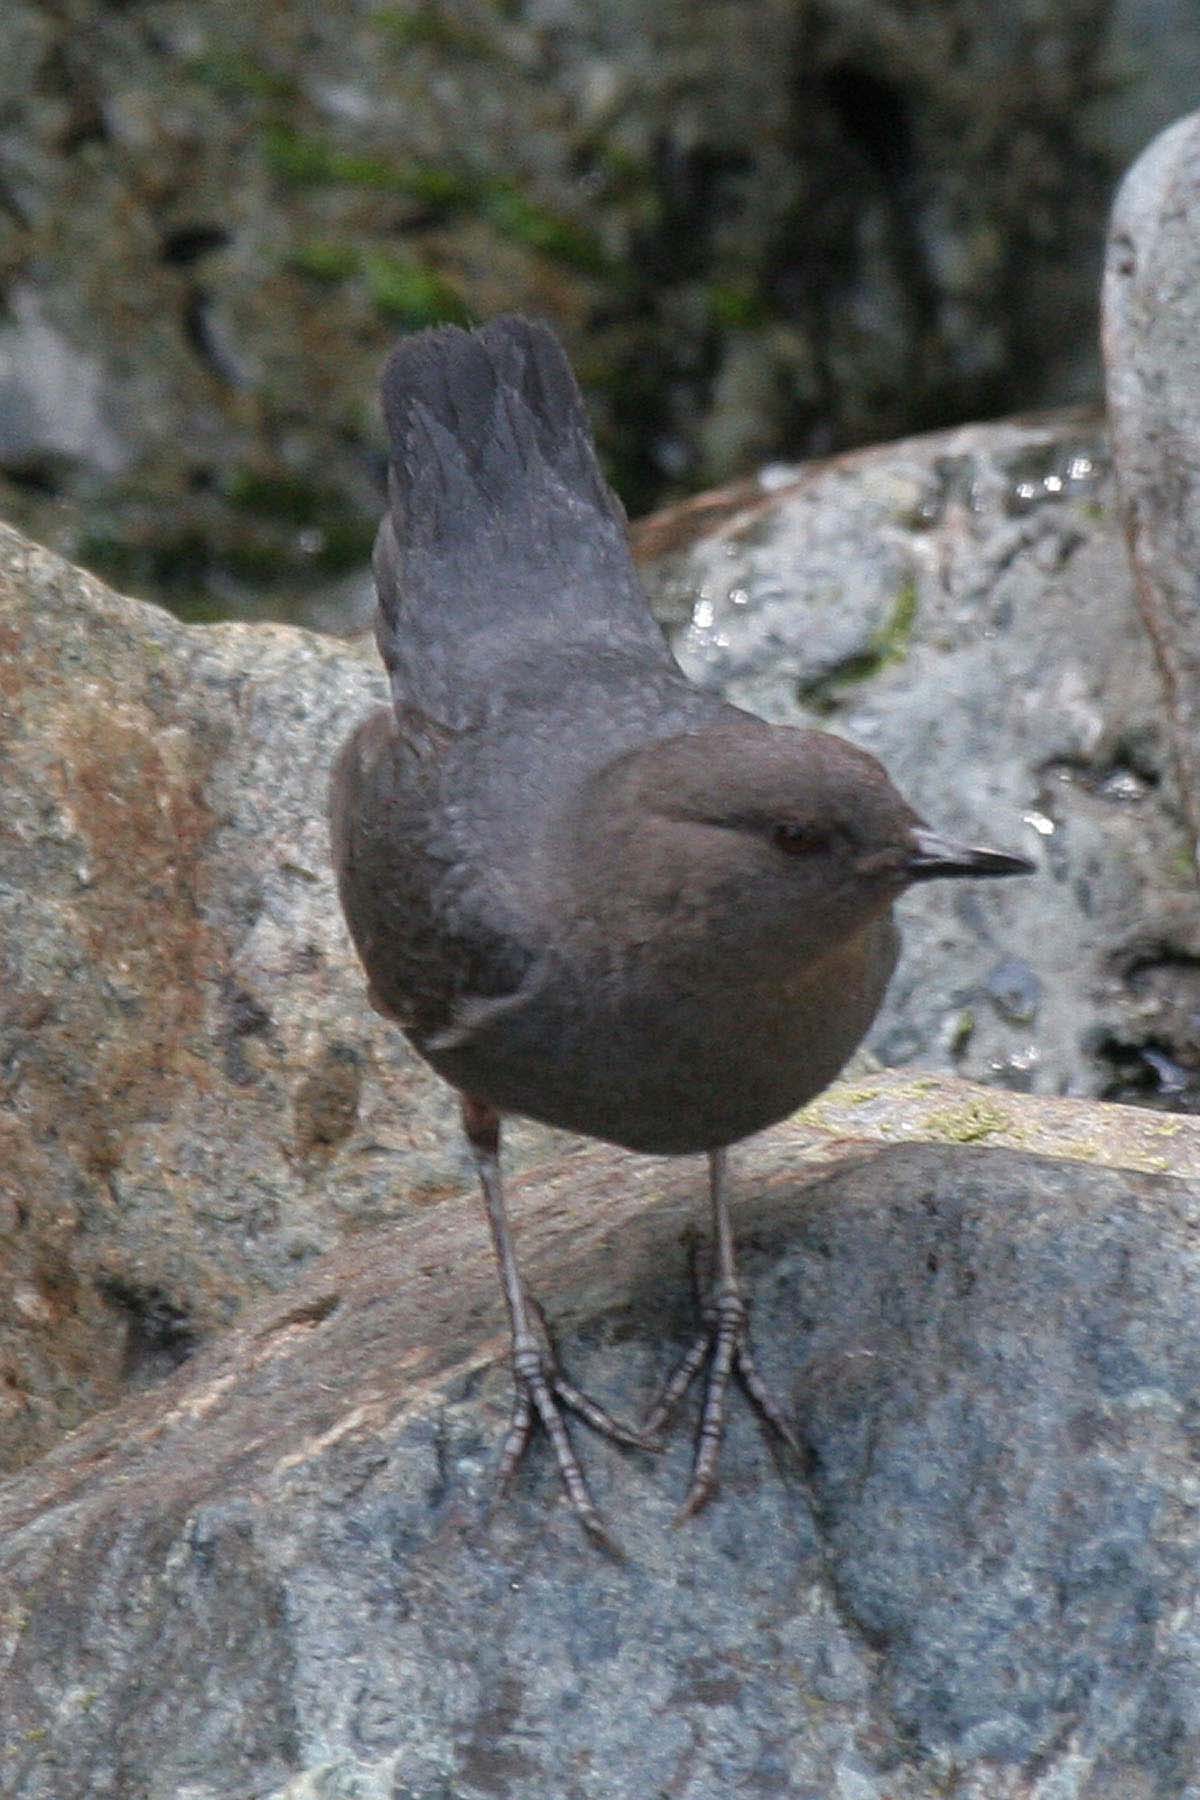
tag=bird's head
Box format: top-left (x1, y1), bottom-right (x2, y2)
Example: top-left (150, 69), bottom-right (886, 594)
top-left (568, 722), bottom-right (1033, 971)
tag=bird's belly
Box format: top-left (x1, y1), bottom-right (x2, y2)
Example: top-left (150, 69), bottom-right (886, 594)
top-left (426, 925), bottom-right (899, 1157)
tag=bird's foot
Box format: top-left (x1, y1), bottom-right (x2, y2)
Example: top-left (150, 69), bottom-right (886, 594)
top-left (496, 1314), bottom-right (661, 1553)
top-left (642, 1282), bottom-right (800, 1521)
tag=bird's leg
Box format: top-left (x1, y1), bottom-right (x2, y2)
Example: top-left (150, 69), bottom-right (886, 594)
top-left (643, 1147), bottom-right (801, 1520)
top-left (461, 1095), bottom-right (656, 1548)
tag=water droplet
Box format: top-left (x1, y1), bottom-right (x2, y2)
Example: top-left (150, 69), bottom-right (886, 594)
top-left (1098, 769), bottom-right (1145, 802)
top-left (759, 462), bottom-right (799, 492)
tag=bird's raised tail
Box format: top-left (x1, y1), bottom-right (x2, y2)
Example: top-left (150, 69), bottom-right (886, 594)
top-left (374, 315), bottom-right (670, 725)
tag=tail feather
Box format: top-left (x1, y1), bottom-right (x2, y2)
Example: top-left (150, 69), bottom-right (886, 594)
top-left (373, 316), bottom-right (668, 724)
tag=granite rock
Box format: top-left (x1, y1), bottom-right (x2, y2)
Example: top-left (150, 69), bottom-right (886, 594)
top-left (1103, 108), bottom-right (1200, 868)
top-left (0, 524), bottom-right (576, 1474)
top-left (5, 1105), bottom-right (1200, 1798)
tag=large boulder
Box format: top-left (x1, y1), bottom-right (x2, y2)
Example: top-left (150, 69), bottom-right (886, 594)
top-left (0, 523), bottom-right (572, 1473)
top-left (4, 1095), bottom-right (1200, 1798)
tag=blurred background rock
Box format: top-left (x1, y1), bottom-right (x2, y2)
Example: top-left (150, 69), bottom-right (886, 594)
top-left (0, 0), bottom-right (1194, 629)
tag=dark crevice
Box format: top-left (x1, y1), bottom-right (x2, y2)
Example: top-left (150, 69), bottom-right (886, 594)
top-left (597, 135), bottom-right (757, 509)
top-left (1092, 1033), bottom-right (1199, 1110)
top-left (1038, 730), bottom-right (1165, 800)
top-left (2, 461), bottom-right (65, 498)
top-left (60, 107), bottom-right (109, 155)
top-left (161, 226), bottom-right (229, 267)
top-left (0, 181), bottom-right (32, 229)
top-left (1117, 944), bottom-right (1200, 983)
top-left (255, 1292), bottom-right (342, 1339)
top-left (766, 57), bottom-right (946, 456)
top-left (1089, 938), bottom-right (1200, 1110)
top-left (99, 1278), bottom-right (200, 1383)
top-left (36, 45), bottom-right (109, 153)
top-left (182, 291), bottom-right (252, 389)
top-left (820, 65), bottom-right (914, 187)
top-left (220, 979), bottom-right (273, 1086)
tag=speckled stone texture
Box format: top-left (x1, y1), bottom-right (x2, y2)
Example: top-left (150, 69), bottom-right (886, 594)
top-left (0, 524), bottom-right (577, 1474)
top-left (5, 1126), bottom-right (1200, 1799)
top-left (1104, 107), bottom-right (1200, 868)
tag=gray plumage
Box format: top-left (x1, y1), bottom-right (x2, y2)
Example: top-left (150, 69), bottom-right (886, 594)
top-left (371, 314), bottom-right (671, 730)
top-left (329, 314), bottom-right (1032, 1535)
top-left (334, 313), bottom-right (1029, 1151)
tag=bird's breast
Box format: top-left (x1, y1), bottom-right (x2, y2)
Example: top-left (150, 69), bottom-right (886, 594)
top-left (426, 914), bottom-right (901, 1157)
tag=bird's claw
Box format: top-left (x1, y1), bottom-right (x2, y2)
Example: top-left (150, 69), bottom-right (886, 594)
top-left (495, 1329), bottom-right (660, 1551)
top-left (642, 1283), bottom-right (800, 1521)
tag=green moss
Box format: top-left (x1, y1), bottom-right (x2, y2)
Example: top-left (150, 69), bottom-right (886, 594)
top-left (286, 238), bottom-right (472, 329)
top-left (310, 519), bottom-right (376, 575)
top-left (288, 241), bottom-right (363, 283)
top-left (709, 280), bottom-right (769, 329)
top-left (361, 251), bottom-right (471, 327)
top-left (1046, 1135), bottom-right (1171, 1173)
top-left (375, 6), bottom-right (495, 56)
top-left (263, 126), bottom-right (396, 189)
top-left (76, 529), bottom-right (219, 611)
top-left (225, 470), bottom-right (325, 524)
top-left (265, 128), bottom-right (611, 278)
top-left (222, 469), bottom-right (376, 571)
top-left (481, 181), bottom-right (611, 275)
top-left (223, 540), bottom-right (296, 583)
top-left (595, 143), bottom-right (656, 189)
top-left (187, 52), bottom-right (297, 101)
top-left (77, 472), bottom-right (377, 620)
top-left (389, 163), bottom-right (479, 209)
top-left (798, 576), bottom-right (919, 712)
top-left (919, 1097), bottom-right (1013, 1144)
top-left (823, 1085), bottom-right (881, 1108)
top-left (263, 127), bottom-right (474, 206)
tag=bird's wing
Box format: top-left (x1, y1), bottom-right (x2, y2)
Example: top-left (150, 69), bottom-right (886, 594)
top-left (329, 704), bottom-right (543, 1044)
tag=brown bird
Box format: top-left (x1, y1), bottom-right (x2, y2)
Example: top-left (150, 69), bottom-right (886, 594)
top-left (330, 315), bottom-right (1033, 1545)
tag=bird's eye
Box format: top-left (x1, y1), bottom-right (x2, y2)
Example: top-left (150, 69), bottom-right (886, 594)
top-left (773, 821), bottom-right (832, 857)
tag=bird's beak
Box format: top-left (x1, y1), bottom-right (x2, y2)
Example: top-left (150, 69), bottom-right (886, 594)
top-left (906, 826), bottom-right (1036, 882)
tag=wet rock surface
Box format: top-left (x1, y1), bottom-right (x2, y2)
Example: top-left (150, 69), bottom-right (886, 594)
top-left (639, 410), bottom-right (1199, 1111)
top-left (5, 1120), bottom-right (1200, 1799)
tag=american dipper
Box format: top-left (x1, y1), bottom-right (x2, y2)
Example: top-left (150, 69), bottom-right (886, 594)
top-left (330, 314), bottom-right (1033, 1544)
